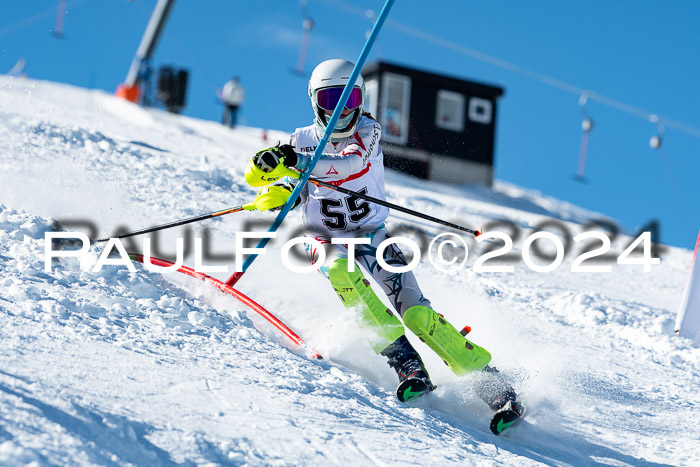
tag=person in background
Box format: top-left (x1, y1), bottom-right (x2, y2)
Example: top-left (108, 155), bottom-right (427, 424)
top-left (221, 76), bottom-right (245, 128)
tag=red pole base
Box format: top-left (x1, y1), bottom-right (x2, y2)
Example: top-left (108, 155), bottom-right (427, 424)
top-left (116, 83), bottom-right (141, 103)
top-left (225, 271), bottom-right (245, 286)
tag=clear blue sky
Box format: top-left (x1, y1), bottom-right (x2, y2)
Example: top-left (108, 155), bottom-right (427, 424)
top-left (2, 0), bottom-right (699, 249)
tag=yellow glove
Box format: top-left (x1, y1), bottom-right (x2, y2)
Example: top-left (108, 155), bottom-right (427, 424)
top-left (245, 145), bottom-right (301, 187)
top-left (243, 184), bottom-right (300, 212)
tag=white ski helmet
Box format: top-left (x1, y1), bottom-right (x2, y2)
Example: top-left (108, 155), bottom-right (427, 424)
top-left (308, 59), bottom-right (365, 141)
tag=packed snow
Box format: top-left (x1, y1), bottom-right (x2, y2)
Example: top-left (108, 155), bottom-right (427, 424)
top-left (1, 76), bottom-right (698, 466)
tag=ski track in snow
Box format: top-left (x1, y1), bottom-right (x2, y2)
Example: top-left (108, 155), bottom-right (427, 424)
top-left (1, 76), bottom-right (699, 466)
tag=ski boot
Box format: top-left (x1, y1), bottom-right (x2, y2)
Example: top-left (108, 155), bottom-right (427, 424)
top-left (490, 400), bottom-right (525, 435)
top-left (476, 366), bottom-right (525, 435)
top-left (381, 335), bottom-right (436, 402)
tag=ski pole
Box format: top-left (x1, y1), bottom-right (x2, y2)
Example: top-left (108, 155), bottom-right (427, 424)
top-left (95, 203), bottom-right (255, 242)
top-left (308, 177), bottom-right (482, 237)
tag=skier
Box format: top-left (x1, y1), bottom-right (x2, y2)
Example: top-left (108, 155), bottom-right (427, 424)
top-left (243, 59), bottom-right (523, 432)
top-left (221, 76), bottom-right (245, 128)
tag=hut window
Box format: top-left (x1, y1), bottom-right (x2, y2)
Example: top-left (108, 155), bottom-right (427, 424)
top-left (380, 73), bottom-right (411, 144)
top-left (468, 97), bottom-right (493, 124)
top-left (364, 79), bottom-right (378, 117)
top-left (435, 90), bottom-right (465, 132)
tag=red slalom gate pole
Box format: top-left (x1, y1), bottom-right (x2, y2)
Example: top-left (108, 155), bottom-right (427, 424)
top-left (129, 254), bottom-right (306, 348)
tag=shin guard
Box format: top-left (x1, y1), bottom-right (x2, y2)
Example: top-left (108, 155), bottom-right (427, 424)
top-left (402, 305), bottom-right (491, 375)
top-left (328, 258), bottom-right (405, 353)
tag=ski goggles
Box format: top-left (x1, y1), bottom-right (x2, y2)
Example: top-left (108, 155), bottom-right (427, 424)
top-left (315, 86), bottom-right (363, 112)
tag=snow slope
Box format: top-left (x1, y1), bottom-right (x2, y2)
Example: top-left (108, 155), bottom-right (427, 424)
top-left (1, 76), bottom-right (698, 466)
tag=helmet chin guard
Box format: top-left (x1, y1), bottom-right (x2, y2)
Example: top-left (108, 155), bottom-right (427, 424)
top-left (308, 59), bottom-right (365, 141)
top-left (314, 108), bottom-right (362, 142)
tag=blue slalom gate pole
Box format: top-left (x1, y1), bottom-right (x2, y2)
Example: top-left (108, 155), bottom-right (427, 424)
top-left (226, 0), bottom-right (396, 286)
